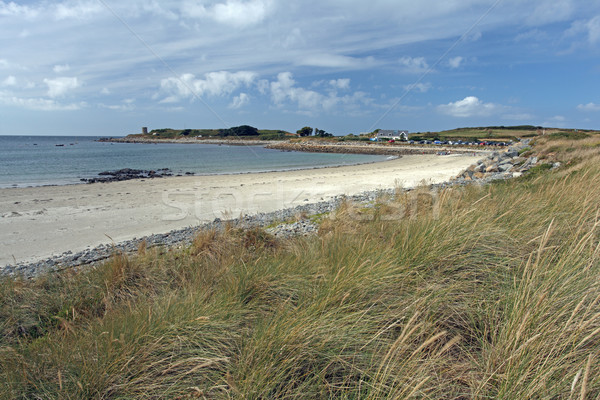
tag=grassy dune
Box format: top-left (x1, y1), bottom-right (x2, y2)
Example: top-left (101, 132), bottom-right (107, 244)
top-left (1, 134), bottom-right (600, 398)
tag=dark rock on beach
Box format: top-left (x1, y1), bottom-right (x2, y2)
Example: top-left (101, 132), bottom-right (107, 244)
top-left (81, 168), bottom-right (174, 183)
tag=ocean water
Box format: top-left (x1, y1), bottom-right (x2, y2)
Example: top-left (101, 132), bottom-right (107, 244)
top-left (0, 136), bottom-right (390, 188)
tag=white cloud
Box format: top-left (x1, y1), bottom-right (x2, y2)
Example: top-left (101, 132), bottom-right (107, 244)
top-left (269, 72), bottom-right (370, 113)
top-left (0, 90), bottom-right (83, 111)
top-left (0, 59), bottom-right (9, 69)
top-left (99, 100), bottom-right (135, 111)
top-left (298, 54), bottom-right (375, 69)
top-left (256, 79), bottom-right (269, 94)
top-left (466, 30), bottom-right (482, 42)
top-left (281, 28), bottom-right (304, 49)
top-left (181, 0), bottom-right (271, 27)
top-left (515, 29), bottom-right (548, 42)
top-left (229, 92), bottom-right (250, 108)
top-left (565, 15), bottom-right (600, 46)
top-left (578, 102), bottom-right (600, 112)
top-left (587, 15), bottom-right (600, 44)
top-left (141, 1), bottom-right (178, 20)
top-left (1, 1), bottom-right (102, 20)
top-left (212, 0), bottom-right (270, 26)
top-left (527, 0), bottom-right (573, 25)
top-left (159, 71), bottom-right (257, 102)
top-left (270, 72), bottom-right (315, 108)
top-left (437, 96), bottom-right (499, 117)
top-left (448, 56), bottom-right (463, 69)
top-left (329, 78), bottom-right (350, 90)
top-left (1, 75), bottom-right (16, 87)
top-left (100, 87), bottom-right (110, 95)
top-left (404, 82), bottom-right (432, 93)
top-left (53, 64), bottom-right (70, 73)
top-left (399, 56), bottom-right (429, 73)
top-left (0, 1), bottom-right (38, 18)
top-left (53, 1), bottom-right (103, 20)
top-left (44, 77), bottom-right (80, 98)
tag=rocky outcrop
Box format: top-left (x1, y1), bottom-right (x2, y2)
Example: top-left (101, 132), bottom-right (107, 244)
top-left (80, 168), bottom-right (176, 183)
top-left (452, 139), bottom-right (540, 184)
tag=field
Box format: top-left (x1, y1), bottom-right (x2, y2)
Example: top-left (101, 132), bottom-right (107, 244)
top-left (1, 132), bottom-right (600, 398)
top-left (409, 126), bottom-right (599, 142)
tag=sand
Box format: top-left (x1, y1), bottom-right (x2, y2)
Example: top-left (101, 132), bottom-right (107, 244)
top-left (0, 154), bottom-right (481, 266)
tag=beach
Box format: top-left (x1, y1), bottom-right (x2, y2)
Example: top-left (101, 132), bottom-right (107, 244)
top-left (0, 154), bottom-right (481, 267)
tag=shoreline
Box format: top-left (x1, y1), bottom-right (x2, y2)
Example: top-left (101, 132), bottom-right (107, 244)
top-left (0, 154), bottom-right (482, 273)
top-left (104, 136), bottom-right (493, 155)
top-left (0, 154), bottom-right (399, 190)
top-left (265, 141), bottom-right (491, 156)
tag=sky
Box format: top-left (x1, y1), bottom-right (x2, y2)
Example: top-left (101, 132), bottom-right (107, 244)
top-left (1, 0), bottom-right (599, 136)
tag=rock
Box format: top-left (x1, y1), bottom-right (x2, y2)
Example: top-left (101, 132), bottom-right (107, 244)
top-left (504, 150), bottom-right (519, 158)
top-left (486, 165), bottom-right (499, 173)
top-left (83, 168), bottom-right (175, 184)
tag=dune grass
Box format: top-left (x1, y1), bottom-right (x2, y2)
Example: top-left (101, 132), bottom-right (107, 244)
top-left (1, 139), bottom-right (600, 398)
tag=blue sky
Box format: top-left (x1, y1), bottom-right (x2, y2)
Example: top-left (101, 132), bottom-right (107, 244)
top-left (1, 0), bottom-right (599, 136)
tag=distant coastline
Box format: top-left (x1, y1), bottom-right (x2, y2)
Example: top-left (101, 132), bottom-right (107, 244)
top-left (99, 136), bottom-right (265, 146)
top-left (101, 136), bottom-right (490, 156)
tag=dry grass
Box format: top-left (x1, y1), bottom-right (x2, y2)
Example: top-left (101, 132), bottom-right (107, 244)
top-left (1, 140), bottom-right (600, 398)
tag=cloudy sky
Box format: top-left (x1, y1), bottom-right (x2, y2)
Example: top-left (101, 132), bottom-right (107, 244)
top-left (1, 0), bottom-right (599, 136)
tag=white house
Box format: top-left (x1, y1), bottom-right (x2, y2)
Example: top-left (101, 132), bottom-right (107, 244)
top-left (377, 130), bottom-right (409, 141)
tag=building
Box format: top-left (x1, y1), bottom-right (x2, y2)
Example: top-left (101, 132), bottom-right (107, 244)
top-left (377, 130), bottom-right (409, 141)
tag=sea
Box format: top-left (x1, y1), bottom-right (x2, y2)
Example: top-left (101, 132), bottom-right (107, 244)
top-left (0, 136), bottom-right (390, 188)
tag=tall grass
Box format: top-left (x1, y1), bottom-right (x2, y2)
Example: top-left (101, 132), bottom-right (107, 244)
top-left (1, 143), bottom-right (599, 398)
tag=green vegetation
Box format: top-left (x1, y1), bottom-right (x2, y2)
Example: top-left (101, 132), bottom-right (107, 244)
top-left (413, 126), bottom-right (600, 143)
top-left (548, 130), bottom-right (590, 140)
top-left (296, 126), bottom-right (313, 137)
top-left (337, 134), bottom-right (371, 142)
top-left (410, 125), bottom-right (541, 141)
top-left (144, 126), bottom-right (293, 140)
top-left (2, 134), bottom-right (600, 398)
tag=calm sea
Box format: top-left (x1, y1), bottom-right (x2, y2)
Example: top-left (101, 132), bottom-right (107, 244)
top-left (0, 136), bottom-right (390, 188)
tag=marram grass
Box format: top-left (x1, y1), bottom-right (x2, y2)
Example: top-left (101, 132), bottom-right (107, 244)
top-left (1, 140), bottom-right (600, 398)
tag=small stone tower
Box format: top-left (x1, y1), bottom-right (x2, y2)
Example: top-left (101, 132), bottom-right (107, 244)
top-left (142, 127), bottom-right (148, 135)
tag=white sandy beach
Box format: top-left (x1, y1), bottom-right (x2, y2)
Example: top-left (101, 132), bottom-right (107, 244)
top-left (0, 154), bottom-right (481, 266)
